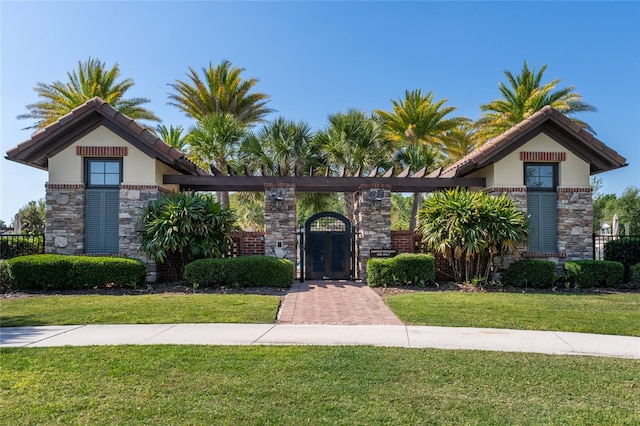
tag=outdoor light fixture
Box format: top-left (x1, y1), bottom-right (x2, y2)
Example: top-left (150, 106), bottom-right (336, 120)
top-left (272, 188), bottom-right (285, 210)
top-left (372, 189), bottom-right (384, 210)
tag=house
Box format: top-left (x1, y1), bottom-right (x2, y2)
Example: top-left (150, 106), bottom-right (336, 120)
top-left (5, 97), bottom-right (207, 281)
top-left (6, 99), bottom-right (627, 282)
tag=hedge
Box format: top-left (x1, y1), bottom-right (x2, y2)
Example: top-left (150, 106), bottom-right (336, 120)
top-left (501, 259), bottom-right (557, 289)
top-left (0, 260), bottom-right (11, 292)
top-left (367, 254), bottom-right (435, 287)
top-left (6, 255), bottom-right (146, 290)
top-left (630, 263), bottom-right (640, 288)
top-left (564, 260), bottom-right (624, 288)
top-left (603, 238), bottom-right (640, 282)
top-left (184, 256), bottom-right (294, 288)
top-left (0, 235), bottom-right (44, 259)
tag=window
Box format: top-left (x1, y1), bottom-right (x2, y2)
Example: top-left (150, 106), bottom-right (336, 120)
top-left (525, 163), bottom-right (557, 253)
top-left (85, 159), bottom-right (121, 253)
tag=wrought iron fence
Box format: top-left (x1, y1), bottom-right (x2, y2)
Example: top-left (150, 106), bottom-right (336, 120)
top-left (0, 233), bottom-right (45, 259)
top-left (592, 233), bottom-right (640, 260)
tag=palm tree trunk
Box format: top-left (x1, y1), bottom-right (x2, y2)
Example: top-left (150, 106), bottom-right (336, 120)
top-left (409, 192), bottom-right (423, 232)
top-left (219, 191), bottom-right (230, 209)
top-left (344, 192), bottom-right (355, 225)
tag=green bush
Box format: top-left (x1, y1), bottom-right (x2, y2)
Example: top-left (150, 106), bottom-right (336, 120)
top-left (367, 254), bottom-right (435, 287)
top-left (0, 260), bottom-right (12, 292)
top-left (501, 260), bottom-right (557, 288)
top-left (564, 260), bottom-right (624, 288)
top-left (7, 255), bottom-right (146, 290)
top-left (603, 238), bottom-right (640, 282)
top-left (184, 256), bottom-right (294, 288)
top-left (629, 263), bottom-right (640, 288)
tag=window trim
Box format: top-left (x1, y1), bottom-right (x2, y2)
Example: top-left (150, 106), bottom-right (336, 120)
top-left (524, 162), bottom-right (558, 192)
top-left (84, 158), bottom-right (123, 188)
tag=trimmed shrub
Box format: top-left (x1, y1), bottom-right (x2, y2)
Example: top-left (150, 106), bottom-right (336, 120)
top-left (184, 256), bottom-right (294, 288)
top-left (7, 255), bottom-right (146, 290)
top-left (603, 238), bottom-right (640, 282)
top-left (564, 260), bottom-right (624, 288)
top-left (630, 263), bottom-right (640, 288)
top-left (367, 254), bottom-right (435, 287)
top-left (0, 260), bottom-right (12, 292)
top-left (502, 260), bottom-right (557, 289)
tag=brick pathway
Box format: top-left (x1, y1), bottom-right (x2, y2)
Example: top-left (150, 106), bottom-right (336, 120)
top-left (277, 280), bottom-right (404, 325)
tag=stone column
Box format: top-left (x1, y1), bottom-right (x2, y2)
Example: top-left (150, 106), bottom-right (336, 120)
top-left (264, 184), bottom-right (297, 265)
top-left (558, 187), bottom-right (593, 260)
top-left (354, 184), bottom-right (391, 282)
top-left (45, 183), bottom-right (86, 255)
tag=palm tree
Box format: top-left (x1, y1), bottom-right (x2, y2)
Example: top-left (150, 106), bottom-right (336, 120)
top-left (168, 60), bottom-right (273, 125)
top-left (156, 124), bottom-right (188, 151)
top-left (19, 57), bottom-right (160, 130)
top-left (474, 61), bottom-right (597, 144)
top-left (314, 110), bottom-right (393, 223)
top-left (187, 113), bottom-right (247, 208)
top-left (376, 89), bottom-right (467, 231)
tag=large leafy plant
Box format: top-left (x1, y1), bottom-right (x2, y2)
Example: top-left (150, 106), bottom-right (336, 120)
top-left (418, 188), bottom-right (528, 284)
top-left (138, 192), bottom-right (237, 279)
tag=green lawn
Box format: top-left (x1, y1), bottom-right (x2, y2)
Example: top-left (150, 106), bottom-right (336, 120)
top-left (0, 294), bottom-right (281, 326)
top-left (2, 346), bottom-right (638, 425)
top-left (385, 292), bottom-right (640, 336)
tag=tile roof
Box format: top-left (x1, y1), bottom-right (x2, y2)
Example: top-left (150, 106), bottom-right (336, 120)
top-left (442, 106), bottom-right (627, 177)
top-left (5, 97), bottom-right (207, 176)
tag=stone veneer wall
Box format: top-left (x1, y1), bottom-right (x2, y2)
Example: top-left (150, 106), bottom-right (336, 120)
top-left (45, 183), bottom-right (86, 255)
top-left (354, 185), bottom-right (391, 282)
top-left (557, 187), bottom-right (593, 260)
top-left (264, 184), bottom-right (297, 264)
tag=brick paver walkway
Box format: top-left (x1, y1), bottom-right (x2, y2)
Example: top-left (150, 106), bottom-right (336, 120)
top-left (277, 280), bottom-right (404, 325)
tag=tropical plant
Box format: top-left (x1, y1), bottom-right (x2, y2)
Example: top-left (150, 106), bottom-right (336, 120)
top-left (18, 57), bottom-right (160, 130)
top-left (474, 61), bottom-right (597, 143)
top-left (187, 113), bottom-right (248, 207)
top-left (418, 188), bottom-right (529, 283)
top-left (376, 90), bottom-right (468, 231)
top-left (138, 192), bottom-right (237, 280)
top-left (168, 60), bottom-right (273, 125)
top-left (314, 110), bottom-right (393, 223)
top-left (156, 124), bottom-right (188, 151)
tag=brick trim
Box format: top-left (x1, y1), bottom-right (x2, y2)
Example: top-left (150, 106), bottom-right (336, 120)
top-left (45, 183), bottom-right (85, 189)
top-left (520, 151), bottom-right (566, 162)
top-left (483, 186), bottom-right (527, 193)
top-left (558, 187), bottom-right (592, 193)
top-left (522, 252), bottom-right (567, 259)
top-left (76, 146), bottom-right (128, 157)
top-left (120, 184), bottom-right (163, 190)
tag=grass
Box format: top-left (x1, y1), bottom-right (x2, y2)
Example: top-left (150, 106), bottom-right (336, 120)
top-left (0, 294), bottom-right (281, 326)
top-left (385, 292), bottom-right (640, 336)
top-left (1, 345), bottom-right (638, 425)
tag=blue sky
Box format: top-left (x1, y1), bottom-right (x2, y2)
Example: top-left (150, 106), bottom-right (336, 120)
top-left (1, 1), bottom-right (638, 224)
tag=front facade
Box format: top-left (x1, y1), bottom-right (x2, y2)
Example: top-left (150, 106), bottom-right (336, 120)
top-left (6, 100), bottom-right (627, 282)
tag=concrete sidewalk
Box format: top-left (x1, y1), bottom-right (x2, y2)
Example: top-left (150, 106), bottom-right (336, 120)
top-left (2, 324), bottom-right (638, 359)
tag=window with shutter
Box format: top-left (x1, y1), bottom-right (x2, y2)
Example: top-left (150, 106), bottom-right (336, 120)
top-left (85, 159), bottom-right (121, 254)
top-left (525, 163), bottom-right (557, 253)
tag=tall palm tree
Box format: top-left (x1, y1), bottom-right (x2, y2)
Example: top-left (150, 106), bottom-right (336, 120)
top-left (314, 110), bottom-right (393, 223)
top-left (19, 57), bottom-right (160, 130)
top-left (156, 124), bottom-right (188, 151)
top-left (168, 60), bottom-right (273, 125)
top-left (474, 61), bottom-right (597, 144)
top-left (187, 113), bottom-right (247, 208)
top-left (376, 89), bottom-right (468, 231)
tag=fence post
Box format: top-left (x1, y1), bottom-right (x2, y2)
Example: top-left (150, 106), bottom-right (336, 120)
top-left (592, 232), bottom-right (596, 260)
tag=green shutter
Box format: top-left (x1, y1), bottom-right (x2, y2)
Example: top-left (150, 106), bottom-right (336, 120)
top-left (527, 192), bottom-right (557, 253)
top-left (86, 189), bottom-right (119, 253)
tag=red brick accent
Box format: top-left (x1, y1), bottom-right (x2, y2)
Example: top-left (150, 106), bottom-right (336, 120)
top-left (484, 186), bottom-right (527, 193)
top-left (391, 230), bottom-right (418, 253)
top-left (558, 187), bottom-right (592, 193)
top-left (120, 184), bottom-right (162, 190)
top-left (230, 231), bottom-right (265, 256)
top-left (76, 146), bottom-right (128, 157)
top-left (521, 252), bottom-right (567, 259)
top-left (519, 151), bottom-right (566, 162)
top-left (45, 183), bottom-right (85, 189)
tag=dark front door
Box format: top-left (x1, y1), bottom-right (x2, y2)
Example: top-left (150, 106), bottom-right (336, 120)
top-left (305, 212), bottom-right (352, 280)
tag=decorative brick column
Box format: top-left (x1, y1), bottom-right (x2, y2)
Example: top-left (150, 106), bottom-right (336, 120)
top-left (45, 183), bottom-right (86, 255)
top-left (558, 187), bottom-right (593, 260)
top-left (120, 185), bottom-right (167, 282)
top-left (354, 185), bottom-right (391, 282)
top-left (264, 184), bottom-right (297, 266)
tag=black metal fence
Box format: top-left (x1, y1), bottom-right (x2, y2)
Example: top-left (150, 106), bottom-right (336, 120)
top-left (592, 233), bottom-right (640, 260)
top-left (0, 234), bottom-right (45, 259)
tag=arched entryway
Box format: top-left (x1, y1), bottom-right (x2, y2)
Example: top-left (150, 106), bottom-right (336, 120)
top-left (304, 212), bottom-right (354, 280)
